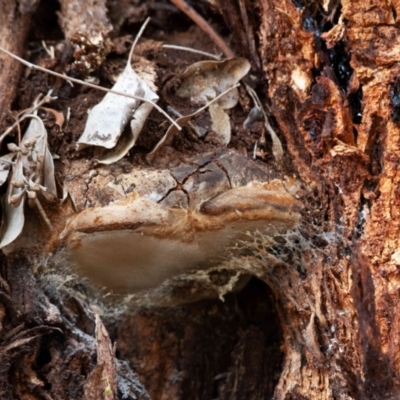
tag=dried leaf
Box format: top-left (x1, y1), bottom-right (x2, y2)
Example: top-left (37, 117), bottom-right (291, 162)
top-left (77, 41), bottom-right (159, 159)
top-left (243, 106), bottom-right (264, 129)
top-left (0, 153), bottom-right (16, 187)
top-left (176, 57), bottom-right (250, 109)
top-left (209, 103), bottom-right (231, 145)
top-left (176, 57), bottom-right (250, 144)
top-left (20, 115), bottom-right (57, 200)
top-left (149, 84), bottom-right (240, 156)
top-left (0, 156), bottom-right (25, 249)
top-left (94, 102), bottom-right (154, 164)
top-left (149, 113), bottom-right (193, 156)
top-left (61, 189), bottom-right (78, 212)
top-left (244, 84), bottom-right (284, 163)
top-left (40, 107), bottom-right (65, 129)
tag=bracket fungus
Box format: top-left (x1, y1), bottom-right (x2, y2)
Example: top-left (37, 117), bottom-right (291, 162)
top-left (58, 151), bottom-right (301, 293)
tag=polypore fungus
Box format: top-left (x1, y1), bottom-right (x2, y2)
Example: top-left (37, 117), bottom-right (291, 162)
top-left (58, 182), bottom-right (301, 293)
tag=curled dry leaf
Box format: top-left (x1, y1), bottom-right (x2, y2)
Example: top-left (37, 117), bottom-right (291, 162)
top-left (0, 155), bottom-right (25, 248)
top-left (0, 113), bottom-right (59, 249)
top-left (40, 107), bottom-right (65, 130)
top-left (176, 58), bottom-right (249, 104)
top-left (0, 153), bottom-right (16, 186)
top-left (94, 98), bottom-right (155, 165)
top-left (209, 103), bottom-right (231, 145)
top-left (176, 57), bottom-right (250, 144)
top-left (20, 115), bottom-right (57, 200)
top-left (77, 33), bottom-right (159, 164)
top-left (149, 84), bottom-right (240, 156)
top-left (245, 84), bottom-right (284, 163)
top-left (243, 106), bottom-right (264, 129)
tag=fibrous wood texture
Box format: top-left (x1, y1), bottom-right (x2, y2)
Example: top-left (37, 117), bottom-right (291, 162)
top-left (0, 0), bottom-right (36, 128)
top-left (254, 0), bottom-right (400, 398)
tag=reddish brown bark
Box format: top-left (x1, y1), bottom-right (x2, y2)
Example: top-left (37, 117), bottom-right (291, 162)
top-left (0, 0), bottom-right (37, 128)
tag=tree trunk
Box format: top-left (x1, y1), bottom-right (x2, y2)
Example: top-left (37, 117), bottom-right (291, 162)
top-left (0, 0), bottom-right (399, 399)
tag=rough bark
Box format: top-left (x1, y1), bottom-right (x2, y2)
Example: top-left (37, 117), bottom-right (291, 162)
top-left (255, 0), bottom-right (400, 397)
top-left (0, 0), bottom-right (37, 128)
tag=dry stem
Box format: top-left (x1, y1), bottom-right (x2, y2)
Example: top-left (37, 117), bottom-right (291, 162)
top-left (34, 197), bottom-right (53, 231)
top-left (162, 44), bottom-right (222, 60)
top-left (0, 46), bottom-right (181, 130)
top-left (169, 0), bottom-right (235, 58)
top-left (0, 91), bottom-right (54, 145)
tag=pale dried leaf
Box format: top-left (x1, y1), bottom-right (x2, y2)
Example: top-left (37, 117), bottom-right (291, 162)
top-left (176, 58), bottom-right (249, 145)
top-left (266, 117), bottom-right (284, 163)
top-left (42, 141), bottom-right (57, 200)
top-left (243, 106), bottom-right (264, 129)
top-left (77, 46), bottom-right (158, 152)
top-left (94, 102), bottom-right (154, 164)
top-left (176, 57), bottom-right (250, 109)
top-left (244, 84), bottom-right (284, 163)
top-left (209, 103), bottom-right (231, 145)
top-left (61, 189), bottom-right (78, 212)
top-left (149, 84), bottom-right (240, 155)
top-left (21, 115), bottom-right (57, 199)
top-left (0, 157), bottom-right (25, 249)
top-left (0, 153), bottom-right (16, 187)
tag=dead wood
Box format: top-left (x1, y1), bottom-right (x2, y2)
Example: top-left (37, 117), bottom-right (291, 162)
top-left (0, 0), bottom-right (37, 129)
top-left (57, 0), bottom-right (112, 40)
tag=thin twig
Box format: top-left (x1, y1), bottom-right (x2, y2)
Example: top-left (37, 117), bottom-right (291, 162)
top-left (8, 153), bottom-right (22, 205)
top-left (162, 44), bottom-right (222, 60)
top-left (0, 46), bottom-right (181, 131)
top-left (169, 0), bottom-right (235, 58)
top-left (169, 1), bottom-right (282, 162)
top-left (167, 106), bottom-right (201, 136)
top-left (34, 197), bottom-right (53, 231)
top-left (128, 17), bottom-right (151, 64)
top-left (149, 83), bottom-right (240, 155)
top-left (0, 91), bottom-right (54, 145)
top-left (245, 83), bottom-right (283, 162)
top-left (12, 115), bottom-right (22, 146)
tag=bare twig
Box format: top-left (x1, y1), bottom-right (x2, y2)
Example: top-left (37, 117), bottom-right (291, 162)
top-left (150, 83), bottom-right (240, 155)
top-left (128, 17), bottom-right (150, 63)
top-left (169, 0), bottom-right (235, 58)
top-left (245, 83), bottom-right (283, 163)
top-left (34, 197), bottom-right (53, 231)
top-left (0, 91), bottom-right (54, 145)
top-left (253, 140), bottom-right (258, 159)
top-left (162, 44), bottom-right (222, 60)
top-left (41, 41), bottom-right (55, 59)
top-left (0, 45), bottom-right (181, 130)
top-left (12, 115), bottom-right (22, 146)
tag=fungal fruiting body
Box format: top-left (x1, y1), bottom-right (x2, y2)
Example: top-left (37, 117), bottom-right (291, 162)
top-left (59, 184), bottom-right (301, 293)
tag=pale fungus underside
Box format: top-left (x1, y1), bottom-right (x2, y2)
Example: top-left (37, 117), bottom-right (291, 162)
top-left (58, 150), bottom-right (301, 293)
